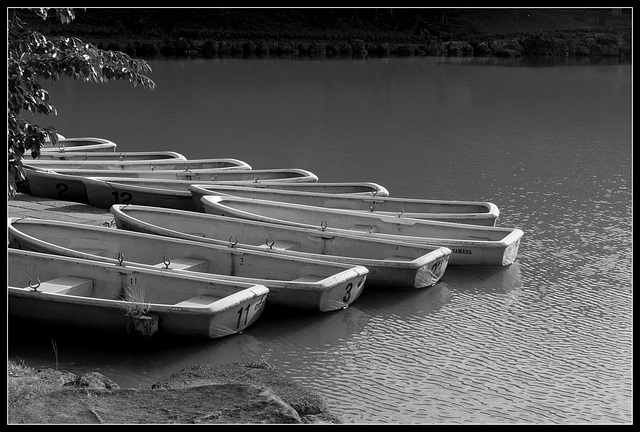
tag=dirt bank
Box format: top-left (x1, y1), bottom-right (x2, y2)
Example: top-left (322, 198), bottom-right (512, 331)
top-left (8, 360), bottom-right (341, 424)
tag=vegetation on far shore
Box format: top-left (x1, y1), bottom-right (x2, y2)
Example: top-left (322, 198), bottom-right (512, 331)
top-left (17, 8), bottom-right (632, 59)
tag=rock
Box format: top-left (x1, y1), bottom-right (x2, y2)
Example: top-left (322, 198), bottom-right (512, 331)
top-left (9, 384), bottom-right (302, 424)
top-left (64, 372), bottom-right (120, 390)
top-left (8, 362), bottom-right (342, 424)
top-left (152, 362), bottom-right (341, 423)
top-left (33, 368), bottom-right (78, 386)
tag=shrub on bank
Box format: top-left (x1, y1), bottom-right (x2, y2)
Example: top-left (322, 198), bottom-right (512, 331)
top-left (92, 28), bottom-right (631, 60)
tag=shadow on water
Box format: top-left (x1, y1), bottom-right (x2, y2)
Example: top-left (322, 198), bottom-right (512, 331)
top-left (8, 317), bottom-right (282, 388)
top-left (8, 317), bottom-right (220, 358)
top-left (246, 301), bottom-right (371, 346)
top-left (350, 281), bottom-right (453, 319)
top-left (437, 261), bottom-right (524, 295)
top-left (8, 303), bottom-right (374, 388)
top-left (7, 262), bottom-right (518, 368)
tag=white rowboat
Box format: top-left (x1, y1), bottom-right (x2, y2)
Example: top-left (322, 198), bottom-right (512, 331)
top-left (24, 157), bottom-right (252, 171)
top-left (22, 167), bottom-right (319, 204)
top-left (9, 249), bottom-right (268, 339)
top-left (189, 184), bottom-right (499, 226)
top-left (108, 204), bottom-right (451, 288)
top-left (200, 195), bottom-right (524, 266)
top-left (81, 179), bottom-right (390, 210)
top-left (188, 181), bottom-right (390, 197)
top-left (34, 151), bottom-right (187, 161)
top-left (29, 167), bottom-right (314, 180)
top-left (83, 176), bottom-right (197, 210)
top-left (40, 137), bottom-right (117, 153)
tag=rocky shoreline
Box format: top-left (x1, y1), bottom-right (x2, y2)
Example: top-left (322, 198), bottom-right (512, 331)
top-left (8, 360), bottom-right (341, 424)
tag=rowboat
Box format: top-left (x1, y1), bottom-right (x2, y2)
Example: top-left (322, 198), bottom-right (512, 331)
top-left (22, 167), bottom-right (319, 204)
top-left (40, 137), bottom-right (117, 153)
top-left (82, 178), bottom-right (390, 211)
top-left (23, 157), bottom-right (252, 171)
top-left (108, 204), bottom-right (450, 288)
top-left (189, 182), bottom-right (390, 199)
top-left (32, 167), bottom-right (317, 181)
top-left (34, 151), bottom-right (187, 161)
top-left (19, 167), bottom-right (96, 203)
top-left (9, 249), bottom-right (268, 339)
top-left (44, 132), bottom-right (66, 141)
top-left (194, 181), bottom-right (391, 197)
top-left (8, 218), bottom-right (369, 312)
top-left (188, 184), bottom-right (499, 226)
top-left (82, 176), bottom-right (198, 210)
top-left (200, 195), bottom-right (524, 266)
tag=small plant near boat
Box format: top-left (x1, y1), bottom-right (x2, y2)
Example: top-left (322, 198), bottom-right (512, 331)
top-left (121, 285), bottom-right (159, 342)
top-left (120, 285), bottom-right (151, 318)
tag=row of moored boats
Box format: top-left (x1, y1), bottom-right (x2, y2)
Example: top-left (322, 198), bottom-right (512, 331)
top-left (9, 136), bottom-right (524, 339)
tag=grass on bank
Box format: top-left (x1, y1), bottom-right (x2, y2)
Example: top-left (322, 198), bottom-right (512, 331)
top-left (7, 358), bottom-right (66, 409)
top-left (8, 359), bottom-right (43, 408)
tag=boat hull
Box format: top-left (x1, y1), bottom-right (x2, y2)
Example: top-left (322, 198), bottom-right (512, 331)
top-left (9, 249), bottom-right (268, 338)
top-left (108, 204), bottom-right (451, 288)
top-left (200, 195), bottom-right (524, 266)
top-left (84, 179), bottom-right (389, 211)
top-left (83, 177), bottom-right (196, 210)
top-left (37, 167), bottom-right (318, 181)
top-left (24, 158), bottom-right (252, 171)
top-left (34, 151), bottom-right (187, 161)
top-left (40, 137), bottom-right (117, 153)
top-left (22, 168), bottom-right (91, 203)
top-left (22, 168), bottom-right (319, 204)
top-left (190, 181), bottom-right (390, 197)
top-left (189, 184), bottom-right (499, 226)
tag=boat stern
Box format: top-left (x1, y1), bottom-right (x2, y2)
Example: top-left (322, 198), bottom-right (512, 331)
top-left (501, 229), bottom-right (524, 266)
top-left (204, 285), bottom-right (269, 338)
top-left (319, 268), bottom-right (368, 312)
top-left (413, 248), bottom-right (451, 288)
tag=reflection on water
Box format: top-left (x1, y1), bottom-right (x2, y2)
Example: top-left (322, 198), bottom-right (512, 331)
top-left (13, 57), bottom-right (632, 424)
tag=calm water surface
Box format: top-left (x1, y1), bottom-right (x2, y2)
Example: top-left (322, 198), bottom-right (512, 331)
top-left (12, 56), bottom-right (632, 424)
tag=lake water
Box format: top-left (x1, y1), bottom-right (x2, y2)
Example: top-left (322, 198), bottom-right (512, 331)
top-left (12, 55), bottom-right (632, 424)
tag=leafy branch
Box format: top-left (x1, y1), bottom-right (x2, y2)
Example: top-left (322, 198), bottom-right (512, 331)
top-left (7, 8), bottom-right (157, 196)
